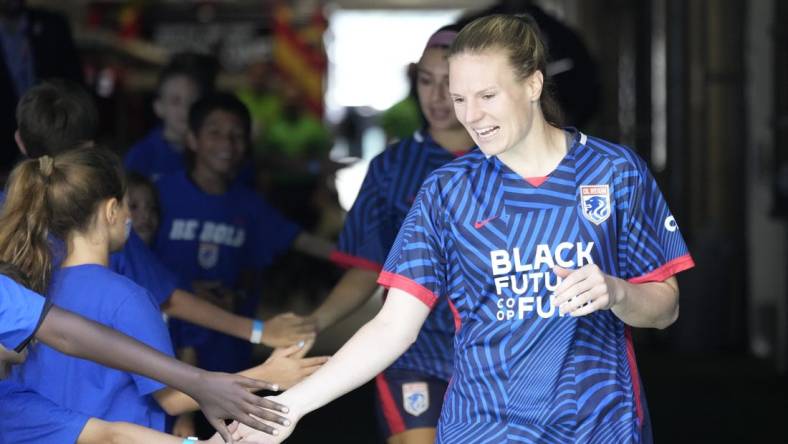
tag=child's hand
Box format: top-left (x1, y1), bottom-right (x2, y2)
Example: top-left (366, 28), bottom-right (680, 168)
top-left (232, 402), bottom-right (300, 443)
top-left (261, 313), bottom-right (317, 348)
top-left (255, 341), bottom-right (329, 389)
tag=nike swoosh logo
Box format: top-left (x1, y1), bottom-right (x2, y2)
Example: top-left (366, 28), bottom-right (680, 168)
top-left (473, 216), bottom-right (498, 229)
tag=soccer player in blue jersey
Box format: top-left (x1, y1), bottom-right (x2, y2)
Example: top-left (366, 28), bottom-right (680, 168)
top-left (153, 93), bottom-right (335, 375)
top-left (307, 25), bottom-right (474, 444)
top-left (239, 14), bottom-right (694, 444)
top-left (13, 79), bottom-right (316, 352)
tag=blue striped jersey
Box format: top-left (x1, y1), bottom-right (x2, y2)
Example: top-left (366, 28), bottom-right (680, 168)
top-left (379, 131), bottom-right (694, 443)
top-left (333, 130), bottom-right (471, 381)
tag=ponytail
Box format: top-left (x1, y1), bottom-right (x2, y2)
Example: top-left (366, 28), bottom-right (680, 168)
top-left (0, 156), bottom-right (56, 293)
top-left (0, 147), bottom-right (125, 294)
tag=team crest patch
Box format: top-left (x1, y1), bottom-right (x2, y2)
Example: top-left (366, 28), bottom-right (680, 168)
top-left (402, 382), bottom-right (429, 417)
top-left (580, 184), bottom-right (611, 225)
top-left (198, 242), bottom-right (219, 269)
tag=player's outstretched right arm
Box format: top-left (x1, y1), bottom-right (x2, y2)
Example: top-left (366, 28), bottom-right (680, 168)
top-left (236, 288), bottom-right (431, 443)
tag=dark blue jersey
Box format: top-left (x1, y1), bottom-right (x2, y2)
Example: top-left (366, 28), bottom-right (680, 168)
top-left (379, 131), bottom-right (694, 443)
top-left (334, 130), bottom-right (469, 381)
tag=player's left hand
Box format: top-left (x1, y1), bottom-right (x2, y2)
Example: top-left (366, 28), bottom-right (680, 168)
top-left (552, 265), bottom-right (623, 317)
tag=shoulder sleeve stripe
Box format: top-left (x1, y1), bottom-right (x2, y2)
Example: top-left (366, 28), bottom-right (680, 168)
top-left (628, 254), bottom-right (695, 284)
top-left (330, 250), bottom-right (383, 272)
top-left (377, 271), bottom-right (438, 308)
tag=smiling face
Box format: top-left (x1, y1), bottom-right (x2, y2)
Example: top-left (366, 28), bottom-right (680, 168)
top-left (188, 109), bottom-right (247, 180)
top-left (416, 47), bottom-right (463, 132)
top-left (449, 49), bottom-right (543, 158)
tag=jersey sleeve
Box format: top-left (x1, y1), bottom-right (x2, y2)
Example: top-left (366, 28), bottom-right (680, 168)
top-left (249, 196), bottom-right (302, 269)
top-left (378, 179), bottom-right (446, 308)
top-left (0, 275), bottom-right (48, 351)
top-left (112, 287), bottom-right (175, 396)
top-left (0, 380), bottom-right (90, 444)
top-left (620, 158), bottom-right (694, 283)
top-left (110, 231), bottom-right (179, 306)
top-left (332, 156), bottom-right (390, 272)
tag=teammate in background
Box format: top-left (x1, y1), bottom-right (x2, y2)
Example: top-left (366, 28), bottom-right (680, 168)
top-left (13, 79), bottom-right (316, 352)
top-left (3, 147), bottom-right (325, 435)
top-left (241, 14), bottom-right (694, 444)
top-left (153, 93), bottom-right (335, 376)
top-left (308, 25), bottom-right (474, 444)
top-left (125, 55), bottom-right (254, 186)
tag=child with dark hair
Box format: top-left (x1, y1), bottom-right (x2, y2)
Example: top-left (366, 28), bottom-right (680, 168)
top-left (126, 172), bottom-right (161, 245)
top-left (11, 79), bottom-right (317, 352)
top-left (14, 78), bottom-right (98, 158)
top-left (153, 92), bottom-right (335, 375)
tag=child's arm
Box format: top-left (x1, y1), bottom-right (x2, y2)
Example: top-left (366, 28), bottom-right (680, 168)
top-left (78, 418), bottom-right (225, 444)
top-left (163, 289), bottom-right (316, 348)
top-left (35, 305), bottom-right (290, 440)
top-left (153, 341), bottom-right (330, 415)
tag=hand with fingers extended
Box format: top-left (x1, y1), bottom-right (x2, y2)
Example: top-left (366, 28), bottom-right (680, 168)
top-left (231, 402), bottom-right (301, 444)
top-left (192, 371), bottom-right (291, 442)
top-left (261, 313), bottom-right (317, 348)
top-left (552, 265), bottom-right (623, 317)
top-left (257, 339), bottom-right (330, 389)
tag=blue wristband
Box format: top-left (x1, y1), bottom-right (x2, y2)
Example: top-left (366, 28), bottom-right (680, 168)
top-left (182, 437), bottom-right (198, 444)
top-left (250, 319), bottom-right (264, 344)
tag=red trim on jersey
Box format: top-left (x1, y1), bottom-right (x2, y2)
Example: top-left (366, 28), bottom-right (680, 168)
top-left (375, 373), bottom-right (406, 435)
top-left (525, 176), bottom-right (549, 187)
top-left (628, 254), bottom-right (695, 284)
top-left (447, 298), bottom-right (461, 332)
top-left (378, 271), bottom-right (438, 308)
top-left (624, 326), bottom-right (644, 427)
top-left (451, 150), bottom-right (469, 158)
top-left (329, 250), bottom-right (383, 272)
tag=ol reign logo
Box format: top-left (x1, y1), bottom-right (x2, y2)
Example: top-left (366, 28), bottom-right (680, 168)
top-left (402, 382), bottom-right (429, 416)
top-left (580, 185), bottom-right (611, 225)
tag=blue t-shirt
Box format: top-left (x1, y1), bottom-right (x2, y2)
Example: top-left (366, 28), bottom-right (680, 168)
top-left (153, 171), bottom-right (300, 371)
top-left (11, 264), bottom-right (173, 431)
top-left (333, 130), bottom-right (466, 381)
top-left (0, 379), bottom-right (89, 444)
top-left (379, 132), bottom-right (695, 444)
top-left (0, 274), bottom-right (46, 352)
top-left (125, 126), bottom-right (255, 186)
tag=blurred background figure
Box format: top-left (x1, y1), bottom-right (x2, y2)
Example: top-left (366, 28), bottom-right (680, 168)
top-left (0, 0), bottom-right (81, 178)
